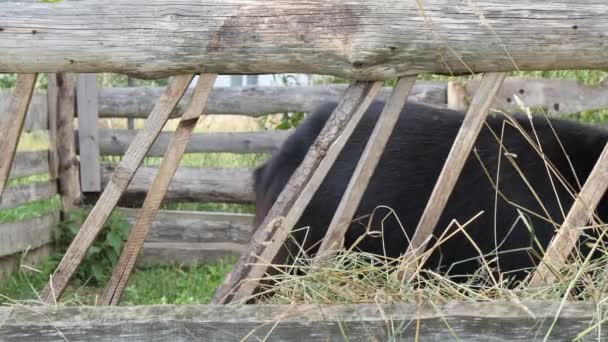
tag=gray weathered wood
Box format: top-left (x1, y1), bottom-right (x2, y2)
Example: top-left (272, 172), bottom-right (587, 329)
top-left (0, 211), bottom-right (60, 258)
top-left (0, 91), bottom-right (48, 132)
top-left (100, 164), bottom-right (254, 205)
top-left (0, 181), bottom-right (57, 210)
top-left (529, 142), bottom-right (608, 286)
top-left (402, 72), bottom-right (507, 278)
top-left (138, 242), bottom-right (245, 267)
top-left (98, 83), bottom-right (446, 118)
top-left (118, 208), bottom-right (254, 244)
top-left (0, 74), bottom-right (38, 196)
top-left (9, 151), bottom-right (51, 180)
top-left (0, 301), bottom-right (604, 341)
top-left (0, 243), bottom-right (53, 282)
top-left (102, 74), bottom-right (218, 305)
top-left (76, 73), bottom-right (101, 192)
top-left (54, 73), bottom-right (81, 210)
top-left (214, 81), bottom-right (383, 304)
top-left (3, 1), bottom-right (608, 78)
top-left (95, 129), bottom-right (289, 156)
top-left (447, 81), bottom-right (469, 111)
top-left (46, 74), bottom-right (59, 180)
top-left (319, 76), bottom-right (417, 254)
top-left (41, 75), bottom-right (194, 303)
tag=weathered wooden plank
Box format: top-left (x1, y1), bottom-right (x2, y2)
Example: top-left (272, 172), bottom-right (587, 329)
top-left (0, 301), bottom-right (604, 341)
top-left (41, 75), bottom-right (194, 303)
top-left (0, 181), bottom-right (57, 210)
top-left (0, 243), bottom-right (54, 282)
top-left (9, 151), bottom-right (50, 179)
top-left (529, 142), bottom-right (608, 286)
top-left (46, 74), bottom-right (59, 179)
top-left (102, 74), bottom-right (218, 305)
top-left (320, 76), bottom-right (417, 254)
top-left (76, 73), bottom-right (101, 192)
top-left (101, 164), bottom-right (254, 205)
top-left (0, 211), bottom-right (60, 258)
top-left (118, 208), bottom-right (255, 243)
top-left (53, 73), bottom-right (81, 210)
top-left (138, 242), bottom-right (244, 267)
top-left (0, 91), bottom-right (48, 132)
top-left (213, 81), bottom-right (383, 304)
top-left (98, 83), bottom-right (446, 118)
top-left (3, 1), bottom-right (608, 78)
top-left (0, 74), bottom-right (38, 196)
top-left (402, 72), bottom-right (507, 278)
top-left (95, 129), bottom-right (289, 156)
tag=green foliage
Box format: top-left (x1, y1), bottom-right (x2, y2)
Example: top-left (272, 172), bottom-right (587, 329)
top-left (55, 208), bottom-right (130, 286)
top-left (0, 196), bottom-right (60, 224)
top-left (275, 112), bottom-right (305, 130)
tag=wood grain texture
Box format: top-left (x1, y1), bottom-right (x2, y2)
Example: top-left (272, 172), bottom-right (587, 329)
top-left (138, 242), bottom-right (245, 267)
top-left (101, 74), bottom-right (217, 305)
top-left (0, 243), bottom-right (53, 282)
top-left (319, 77), bottom-right (417, 254)
top-left (0, 211), bottom-right (59, 258)
top-left (0, 181), bottom-right (57, 210)
top-left (40, 75), bottom-right (194, 303)
top-left (118, 208), bottom-right (254, 244)
top-left (2, 1), bottom-right (608, 78)
top-left (76, 73), bottom-right (101, 192)
top-left (213, 81), bottom-right (382, 304)
top-left (95, 129), bottom-right (289, 156)
top-left (402, 72), bottom-right (507, 277)
top-left (0, 74), bottom-right (37, 196)
top-left (0, 90), bottom-right (47, 132)
top-left (9, 151), bottom-right (51, 180)
top-left (46, 74), bottom-right (59, 179)
top-left (100, 164), bottom-right (254, 205)
top-left (0, 301), bottom-right (604, 341)
top-left (529, 142), bottom-right (608, 286)
top-left (97, 83), bottom-right (446, 118)
top-left (54, 73), bottom-right (81, 210)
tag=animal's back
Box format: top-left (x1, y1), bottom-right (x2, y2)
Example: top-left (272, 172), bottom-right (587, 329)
top-left (254, 100), bottom-right (608, 282)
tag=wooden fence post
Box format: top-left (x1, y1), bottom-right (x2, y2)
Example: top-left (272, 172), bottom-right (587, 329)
top-left (54, 73), bottom-right (82, 211)
top-left (47, 74), bottom-right (59, 180)
top-left (447, 81), bottom-right (469, 111)
top-left (212, 81), bottom-right (383, 304)
top-left (0, 74), bottom-right (37, 196)
top-left (40, 74), bottom-right (194, 303)
top-left (77, 73), bottom-right (101, 192)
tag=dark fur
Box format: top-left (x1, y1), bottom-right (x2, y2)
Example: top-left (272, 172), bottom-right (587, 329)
top-left (254, 101), bottom-right (608, 282)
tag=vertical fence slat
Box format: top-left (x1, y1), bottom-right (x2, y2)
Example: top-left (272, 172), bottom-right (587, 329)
top-left (47, 74), bottom-right (59, 180)
top-left (101, 74), bottom-right (217, 305)
top-left (77, 74), bottom-right (101, 192)
top-left (529, 142), bottom-right (608, 286)
top-left (0, 74), bottom-right (37, 195)
top-left (399, 72), bottom-right (507, 280)
top-left (212, 81), bottom-right (383, 304)
top-left (40, 74), bottom-right (194, 303)
top-left (318, 76), bottom-right (418, 254)
top-left (54, 73), bottom-right (82, 211)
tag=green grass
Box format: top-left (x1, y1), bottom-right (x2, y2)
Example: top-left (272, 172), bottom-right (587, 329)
top-left (0, 255), bottom-right (234, 305)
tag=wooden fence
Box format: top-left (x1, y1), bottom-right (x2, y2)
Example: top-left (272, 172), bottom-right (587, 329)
top-left (0, 301), bottom-right (603, 341)
top-left (2, 76), bottom-right (608, 273)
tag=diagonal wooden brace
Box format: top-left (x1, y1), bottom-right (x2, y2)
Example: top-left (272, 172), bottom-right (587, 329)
top-left (529, 142), bottom-right (608, 286)
top-left (0, 74), bottom-right (38, 196)
top-left (100, 74), bottom-right (217, 305)
top-left (211, 80), bottom-right (383, 304)
top-left (318, 76), bottom-right (418, 254)
top-left (399, 72), bottom-right (507, 280)
top-left (40, 74), bottom-right (194, 303)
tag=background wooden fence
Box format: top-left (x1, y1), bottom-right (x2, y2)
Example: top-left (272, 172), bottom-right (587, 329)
top-left (1, 75), bottom-right (608, 276)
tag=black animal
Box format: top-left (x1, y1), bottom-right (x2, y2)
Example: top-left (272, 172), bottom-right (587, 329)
top-left (253, 101), bottom-right (608, 283)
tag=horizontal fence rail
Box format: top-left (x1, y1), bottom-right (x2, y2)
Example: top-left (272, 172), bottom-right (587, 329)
top-left (0, 301), bottom-right (603, 341)
top-left (2, 1), bottom-right (608, 78)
